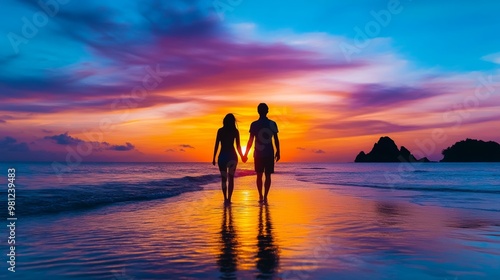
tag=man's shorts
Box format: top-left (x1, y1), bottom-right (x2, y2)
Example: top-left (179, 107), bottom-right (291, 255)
top-left (254, 156), bottom-right (274, 174)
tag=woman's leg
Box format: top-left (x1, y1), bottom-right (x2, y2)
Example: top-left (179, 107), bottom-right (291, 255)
top-left (220, 169), bottom-right (228, 201)
top-left (227, 160), bottom-right (237, 203)
top-left (227, 174), bottom-right (234, 203)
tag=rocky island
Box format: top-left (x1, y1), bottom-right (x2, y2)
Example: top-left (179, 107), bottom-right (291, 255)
top-left (355, 136), bottom-right (430, 163)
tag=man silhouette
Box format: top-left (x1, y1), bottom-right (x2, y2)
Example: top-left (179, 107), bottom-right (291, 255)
top-left (244, 103), bottom-right (280, 202)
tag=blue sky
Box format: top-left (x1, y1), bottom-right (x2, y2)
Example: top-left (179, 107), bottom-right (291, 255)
top-left (224, 0), bottom-right (500, 71)
top-left (1, 0), bottom-right (498, 76)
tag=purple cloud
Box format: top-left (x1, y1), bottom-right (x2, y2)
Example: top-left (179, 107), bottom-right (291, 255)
top-left (0, 115), bottom-right (14, 124)
top-left (0, 0), bottom-right (363, 115)
top-left (346, 84), bottom-right (443, 111)
top-left (43, 132), bottom-right (137, 152)
top-left (108, 142), bottom-right (135, 151)
top-left (44, 132), bottom-right (83, 145)
top-left (295, 147), bottom-right (326, 153)
top-left (0, 136), bottom-right (30, 152)
top-left (179, 144), bottom-right (195, 149)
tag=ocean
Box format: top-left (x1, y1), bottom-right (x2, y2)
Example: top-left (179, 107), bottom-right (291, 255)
top-left (1, 162), bottom-right (499, 279)
top-left (3, 162), bottom-right (500, 216)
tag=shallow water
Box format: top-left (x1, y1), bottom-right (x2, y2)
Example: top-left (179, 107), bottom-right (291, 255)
top-left (2, 162), bottom-right (500, 279)
top-left (8, 172), bottom-right (500, 279)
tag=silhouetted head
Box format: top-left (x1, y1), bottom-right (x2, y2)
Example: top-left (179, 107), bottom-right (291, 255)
top-left (223, 113), bottom-right (237, 131)
top-left (257, 103), bottom-right (269, 117)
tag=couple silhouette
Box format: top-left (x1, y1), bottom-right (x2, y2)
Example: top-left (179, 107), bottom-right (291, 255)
top-left (212, 103), bottom-right (280, 204)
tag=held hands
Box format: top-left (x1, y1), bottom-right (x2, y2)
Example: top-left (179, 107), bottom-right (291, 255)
top-left (241, 148), bottom-right (248, 163)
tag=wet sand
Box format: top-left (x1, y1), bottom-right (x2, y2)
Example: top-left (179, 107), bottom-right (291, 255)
top-left (16, 173), bottom-right (500, 279)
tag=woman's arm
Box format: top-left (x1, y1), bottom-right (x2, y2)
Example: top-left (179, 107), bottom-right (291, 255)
top-left (213, 130), bottom-right (220, 165)
top-left (235, 130), bottom-right (244, 158)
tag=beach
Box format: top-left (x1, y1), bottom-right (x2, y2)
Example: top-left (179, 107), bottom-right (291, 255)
top-left (5, 162), bottom-right (500, 279)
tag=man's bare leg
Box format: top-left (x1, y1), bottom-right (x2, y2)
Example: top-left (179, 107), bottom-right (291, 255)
top-left (256, 172), bottom-right (264, 202)
top-left (263, 173), bottom-right (271, 202)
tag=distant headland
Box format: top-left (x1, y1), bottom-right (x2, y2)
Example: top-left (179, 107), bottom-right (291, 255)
top-left (354, 137), bottom-right (500, 163)
top-left (441, 138), bottom-right (500, 162)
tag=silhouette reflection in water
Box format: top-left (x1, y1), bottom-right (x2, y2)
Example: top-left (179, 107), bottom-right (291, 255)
top-left (256, 203), bottom-right (280, 279)
top-left (218, 205), bottom-right (238, 279)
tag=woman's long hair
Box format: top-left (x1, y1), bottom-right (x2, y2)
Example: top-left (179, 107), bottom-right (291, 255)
top-left (222, 113), bottom-right (237, 132)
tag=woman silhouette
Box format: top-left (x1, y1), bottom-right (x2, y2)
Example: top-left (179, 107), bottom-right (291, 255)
top-left (212, 114), bottom-right (246, 203)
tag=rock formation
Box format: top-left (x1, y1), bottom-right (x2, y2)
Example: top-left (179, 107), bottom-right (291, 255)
top-left (355, 136), bottom-right (430, 163)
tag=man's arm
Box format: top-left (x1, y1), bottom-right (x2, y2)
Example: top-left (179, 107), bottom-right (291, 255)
top-left (274, 132), bottom-right (280, 162)
top-left (244, 134), bottom-right (255, 158)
